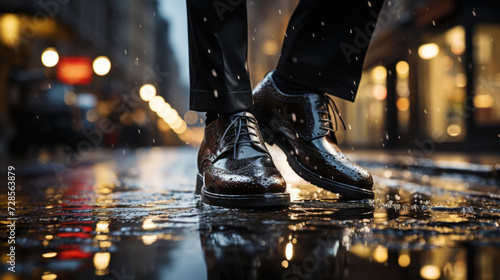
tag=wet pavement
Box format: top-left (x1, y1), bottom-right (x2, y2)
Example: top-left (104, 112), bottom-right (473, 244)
top-left (1, 146), bottom-right (500, 280)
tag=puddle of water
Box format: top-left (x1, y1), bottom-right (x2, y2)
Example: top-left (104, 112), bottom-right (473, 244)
top-left (1, 147), bottom-right (499, 280)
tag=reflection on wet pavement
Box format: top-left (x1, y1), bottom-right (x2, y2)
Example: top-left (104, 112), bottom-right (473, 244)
top-left (1, 147), bottom-right (499, 280)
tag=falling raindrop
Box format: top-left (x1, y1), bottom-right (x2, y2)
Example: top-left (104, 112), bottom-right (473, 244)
top-left (203, 17), bottom-right (207, 22)
top-left (138, 129), bottom-right (141, 134)
top-left (278, 9), bottom-right (282, 14)
top-left (291, 113), bottom-right (297, 122)
top-left (432, 20), bottom-right (435, 26)
top-left (208, 49), bottom-right (211, 54)
top-left (124, 49), bottom-right (127, 54)
top-left (211, 69), bottom-right (217, 77)
top-left (472, 9), bottom-right (477, 17)
top-left (214, 89), bottom-right (218, 98)
top-left (368, 1), bottom-right (372, 7)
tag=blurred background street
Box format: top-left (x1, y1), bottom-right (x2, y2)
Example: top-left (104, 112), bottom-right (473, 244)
top-left (0, 0), bottom-right (499, 279)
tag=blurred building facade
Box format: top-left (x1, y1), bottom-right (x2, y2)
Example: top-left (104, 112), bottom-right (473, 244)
top-left (248, 0), bottom-right (500, 153)
top-left (0, 0), bottom-right (188, 155)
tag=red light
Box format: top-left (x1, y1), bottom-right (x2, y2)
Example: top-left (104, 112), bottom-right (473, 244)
top-left (57, 56), bottom-right (93, 85)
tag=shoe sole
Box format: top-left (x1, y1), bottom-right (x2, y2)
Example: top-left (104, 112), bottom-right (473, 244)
top-left (195, 173), bottom-right (290, 209)
top-left (258, 122), bottom-right (374, 199)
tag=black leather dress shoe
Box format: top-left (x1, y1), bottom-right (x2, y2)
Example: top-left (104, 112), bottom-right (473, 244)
top-left (196, 111), bottom-right (290, 208)
top-left (252, 72), bottom-right (374, 199)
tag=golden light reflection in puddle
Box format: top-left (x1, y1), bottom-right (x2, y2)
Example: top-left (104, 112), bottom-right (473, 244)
top-left (285, 242), bottom-right (294, 261)
top-left (94, 252), bottom-right (111, 275)
top-left (42, 252), bottom-right (57, 258)
top-left (41, 272), bottom-right (57, 280)
top-left (94, 163), bottom-right (118, 195)
top-left (142, 235), bottom-right (158, 245)
top-left (96, 221), bottom-right (109, 233)
top-left (142, 218), bottom-right (157, 230)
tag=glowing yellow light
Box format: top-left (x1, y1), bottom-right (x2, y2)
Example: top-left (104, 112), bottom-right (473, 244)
top-left (398, 252), bottom-right (410, 267)
top-left (373, 246), bottom-right (388, 263)
top-left (142, 218), bottom-right (156, 230)
top-left (93, 252), bottom-right (110, 275)
top-left (93, 56), bottom-right (111, 76)
top-left (158, 103), bottom-right (172, 118)
top-left (142, 235), bottom-right (157, 245)
top-left (281, 260), bottom-right (289, 268)
top-left (373, 85), bottom-right (387, 100)
top-left (149, 96), bottom-right (165, 112)
top-left (41, 48), bottom-right (59, 67)
top-left (0, 14), bottom-right (20, 47)
top-left (397, 97), bottom-right (410, 111)
top-left (396, 61), bottom-right (409, 78)
top-left (447, 26), bottom-right (465, 55)
top-left (140, 84), bottom-right (156, 101)
top-left (474, 94), bottom-right (493, 108)
top-left (163, 109), bottom-right (179, 124)
top-left (420, 265), bottom-right (441, 280)
top-left (173, 121), bottom-right (187, 134)
top-left (45, 235), bottom-right (54, 240)
top-left (446, 124), bottom-right (462, 137)
top-left (418, 43), bottom-right (439, 59)
top-left (372, 66), bottom-right (387, 81)
top-left (96, 221), bottom-right (109, 233)
top-left (169, 117), bottom-right (184, 130)
top-left (42, 252), bottom-right (57, 258)
top-left (285, 242), bottom-right (293, 260)
top-left (41, 273), bottom-right (57, 280)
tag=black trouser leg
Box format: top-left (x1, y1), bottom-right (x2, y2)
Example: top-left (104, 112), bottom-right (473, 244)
top-left (187, 0), bottom-right (252, 114)
top-left (275, 0), bottom-right (384, 102)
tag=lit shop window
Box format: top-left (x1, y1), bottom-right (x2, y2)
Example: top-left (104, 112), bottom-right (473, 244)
top-left (473, 24), bottom-right (500, 126)
top-left (338, 66), bottom-right (387, 147)
top-left (418, 26), bottom-right (466, 142)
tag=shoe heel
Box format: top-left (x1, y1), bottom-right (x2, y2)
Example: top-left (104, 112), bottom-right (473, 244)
top-left (195, 173), bottom-right (203, 195)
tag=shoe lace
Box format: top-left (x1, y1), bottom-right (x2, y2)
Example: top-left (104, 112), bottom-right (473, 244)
top-left (317, 95), bottom-right (346, 135)
top-left (220, 114), bottom-right (262, 158)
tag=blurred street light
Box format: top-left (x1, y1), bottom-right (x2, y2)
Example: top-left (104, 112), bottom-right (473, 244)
top-left (140, 84), bottom-right (156, 101)
top-left (418, 43), bottom-right (439, 59)
top-left (93, 56), bottom-right (111, 76)
top-left (41, 48), bottom-right (59, 67)
top-left (149, 96), bottom-right (166, 112)
top-left (0, 14), bottom-right (20, 47)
